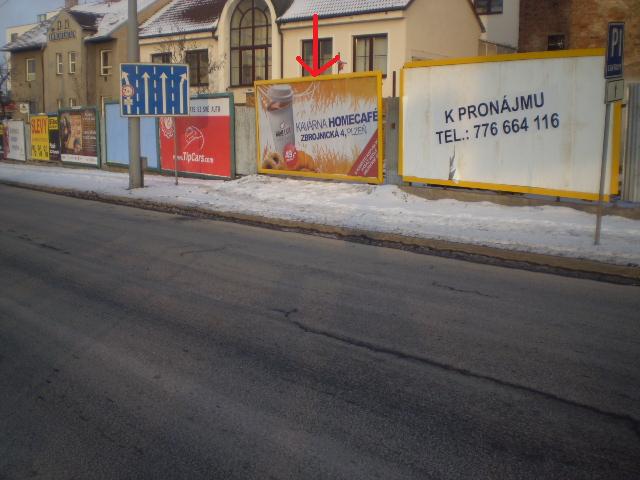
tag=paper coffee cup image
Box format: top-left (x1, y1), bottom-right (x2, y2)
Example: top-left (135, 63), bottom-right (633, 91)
top-left (265, 85), bottom-right (295, 156)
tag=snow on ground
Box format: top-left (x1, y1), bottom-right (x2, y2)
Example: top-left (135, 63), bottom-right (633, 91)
top-left (1, 162), bottom-right (639, 267)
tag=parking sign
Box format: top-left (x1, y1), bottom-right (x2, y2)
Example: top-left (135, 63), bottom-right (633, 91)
top-left (605, 23), bottom-right (624, 79)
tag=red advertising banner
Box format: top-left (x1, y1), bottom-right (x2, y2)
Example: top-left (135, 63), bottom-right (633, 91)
top-left (159, 97), bottom-right (233, 178)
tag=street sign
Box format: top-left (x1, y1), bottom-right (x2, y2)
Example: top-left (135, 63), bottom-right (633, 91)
top-left (605, 22), bottom-right (624, 79)
top-left (606, 78), bottom-right (625, 103)
top-left (120, 63), bottom-right (190, 117)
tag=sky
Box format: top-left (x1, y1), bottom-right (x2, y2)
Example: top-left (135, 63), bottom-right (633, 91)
top-left (0, 0), bottom-right (64, 43)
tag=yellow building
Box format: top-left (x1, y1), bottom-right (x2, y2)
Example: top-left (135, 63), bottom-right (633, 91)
top-left (2, 0), bottom-right (171, 118)
top-left (139, 0), bottom-right (484, 102)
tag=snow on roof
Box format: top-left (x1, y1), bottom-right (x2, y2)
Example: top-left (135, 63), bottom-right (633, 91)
top-left (278, 0), bottom-right (413, 22)
top-left (71, 0), bottom-right (159, 42)
top-left (139, 0), bottom-right (224, 38)
top-left (2, 0), bottom-right (161, 50)
top-left (2, 20), bottom-right (52, 52)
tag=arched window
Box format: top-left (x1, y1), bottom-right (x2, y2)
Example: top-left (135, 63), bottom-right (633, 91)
top-left (230, 0), bottom-right (271, 87)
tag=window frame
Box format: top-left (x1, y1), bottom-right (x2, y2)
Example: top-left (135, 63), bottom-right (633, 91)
top-left (100, 49), bottom-right (112, 76)
top-left (26, 58), bottom-right (36, 82)
top-left (301, 37), bottom-right (333, 77)
top-left (474, 0), bottom-right (503, 15)
top-left (547, 34), bottom-right (566, 51)
top-left (151, 52), bottom-right (172, 64)
top-left (185, 49), bottom-right (210, 87)
top-left (230, 0), bottom-right (272, 87)
top-left (56, 52), bottom-right (64, 75)
top-left (69, 98), bottom-right (77, 108)
top-left (352, 34), bottom-right (388, 77)
top-left (68, 51), bottom-right (77, 74)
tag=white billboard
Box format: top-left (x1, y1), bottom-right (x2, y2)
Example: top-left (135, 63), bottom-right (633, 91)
top-left (6, 120), bottom-right (27, 162)
top-left (400, 50), bottom-right (621, 200)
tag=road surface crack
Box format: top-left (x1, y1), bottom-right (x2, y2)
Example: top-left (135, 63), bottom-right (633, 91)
top-left (431, 281), bottom-right (498, 299)
top-left (283, 315), bottom-right (640, 442)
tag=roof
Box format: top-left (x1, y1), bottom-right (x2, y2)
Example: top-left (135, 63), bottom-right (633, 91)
top-left (139, 0), bottom-right (224, 38)
top-left (2, 0), bottom-right (163, 51)
top-left (139, 0), bottom-right (293, 38)
top-left (72, 0), bottom-right (160, 42)
top-left (278, 0), bottom-right (413, 22)
top-left (68, 10), bottom-right (102, 31)
top-left (2, 20), bottom-right (52, 52)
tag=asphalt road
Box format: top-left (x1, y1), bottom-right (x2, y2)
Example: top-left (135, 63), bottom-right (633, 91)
top-left (1, 184), bottom-right (639, 480)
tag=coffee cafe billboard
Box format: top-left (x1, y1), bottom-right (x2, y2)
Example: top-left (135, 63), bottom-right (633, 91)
top-left (400, 50), bottom-right (622, 201)
top-left (255, 72), bottom-right (383, 184)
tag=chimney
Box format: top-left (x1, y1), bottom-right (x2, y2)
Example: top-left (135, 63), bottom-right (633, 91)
top-left (65, 0), bottom-right (79, 8)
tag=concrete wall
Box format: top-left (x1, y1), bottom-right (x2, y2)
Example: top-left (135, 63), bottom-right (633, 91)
top-left (479, 0), bottom-right (520, 50)
top-left (234, 105), bottom-right (257, 175)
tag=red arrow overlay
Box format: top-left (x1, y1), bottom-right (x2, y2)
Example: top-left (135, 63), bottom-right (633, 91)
top-left (296, 13), bottom-right (341, 77)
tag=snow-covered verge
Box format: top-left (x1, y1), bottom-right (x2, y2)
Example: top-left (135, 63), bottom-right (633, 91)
top-left (1, 163), bottom-right (639, 267)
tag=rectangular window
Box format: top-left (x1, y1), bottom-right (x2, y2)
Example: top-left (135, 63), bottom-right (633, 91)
top-left (474, 0), bottom-right (503, 14)
top-left (11, 33), bottom-right (18, 42)
top-left (68, 52), bottom-right (77, 74)
top-left (57, 99), bottom-right (63, 109)
top-left (301, 38), bottom-right (333, 77)
top-left (547, 35), bottom-right (566, 51)
top-left (26, 58), bottom-right (36, 81)
top-left (100, 50), bottom-right (112, 76)
top-left (151, 52), bottom-right (172, 64)
top-left (185, 49), bottom-right (209, 87)
top-left (354, 35), bottom-right (388, 76)
top-left (69, 98), bottom-right (77, 108)
top-left (56, 53), bottom-right (63, 75)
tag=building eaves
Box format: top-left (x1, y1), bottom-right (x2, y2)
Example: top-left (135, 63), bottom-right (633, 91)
top-left (1, 20), bottom-right (52, 52)
top-left (278, 0), bottom-right (413, 23)
top-left (139, 0), bottom-right (222, 39)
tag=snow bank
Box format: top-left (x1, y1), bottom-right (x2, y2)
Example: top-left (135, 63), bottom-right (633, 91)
top-left (1, 163), bottom-right (639, 266)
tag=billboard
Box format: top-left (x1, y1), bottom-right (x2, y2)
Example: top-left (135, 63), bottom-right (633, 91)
top-left (6, 120), bottom-right (26, 161)
top-left (48, 115), bottom-right (60, 162)
top-left (159, 96), bottom-right (234, 178)
top-left (60, 108), bottom-right (99, 166)
top-left (255, 72), bottom-right (383, 184)
top-left (400, 50), bottom-right (621, 201)
top-left (30, 114), bottom-right (50, 161)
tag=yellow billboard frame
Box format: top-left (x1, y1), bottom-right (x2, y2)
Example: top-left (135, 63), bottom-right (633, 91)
top-left (254, 71), bottom-right (384, 185)
top-left (399, 49), bottom-right (621, 201)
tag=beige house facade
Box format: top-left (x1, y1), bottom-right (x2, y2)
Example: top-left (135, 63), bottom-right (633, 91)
top-left (139, 0), bottom-right (483, 102)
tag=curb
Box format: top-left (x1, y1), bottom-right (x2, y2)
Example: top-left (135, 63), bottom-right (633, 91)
top-left (2, 179), bottom-right (639, 285)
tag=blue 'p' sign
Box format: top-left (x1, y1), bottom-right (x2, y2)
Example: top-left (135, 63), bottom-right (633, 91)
top-left (605, 23), bottom-right (624, 79)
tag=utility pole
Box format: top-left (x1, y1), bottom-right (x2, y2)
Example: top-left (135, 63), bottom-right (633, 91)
top-left (127, 0), bottom-right (143, 188)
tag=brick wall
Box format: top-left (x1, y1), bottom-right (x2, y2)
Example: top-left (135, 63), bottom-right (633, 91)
top-left (519, 0), bottom-right (640, 80)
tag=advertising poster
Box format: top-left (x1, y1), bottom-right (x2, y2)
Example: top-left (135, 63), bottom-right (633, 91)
top-left (48, 115), bottom-right (61, 162)
top-left (255, 73), bottom-right (383, 184)
top-left (6, 120), bottom-right (26, 161)
top-left (60, 108), bottom-right (99, 166)
top-left (401, 51), bottom-right (620, 200)
top-left (159, 96), bottom-right (233, 178)
top-left (30, 114), bottom-right (50, 161)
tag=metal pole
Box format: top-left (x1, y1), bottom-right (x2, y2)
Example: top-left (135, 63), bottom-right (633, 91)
top-left (127, 0), bottom-right (143, 189)
top-left (174, 119), bottom-right (179, 185)
top-left (595, 102), bottom-right (612, 245)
